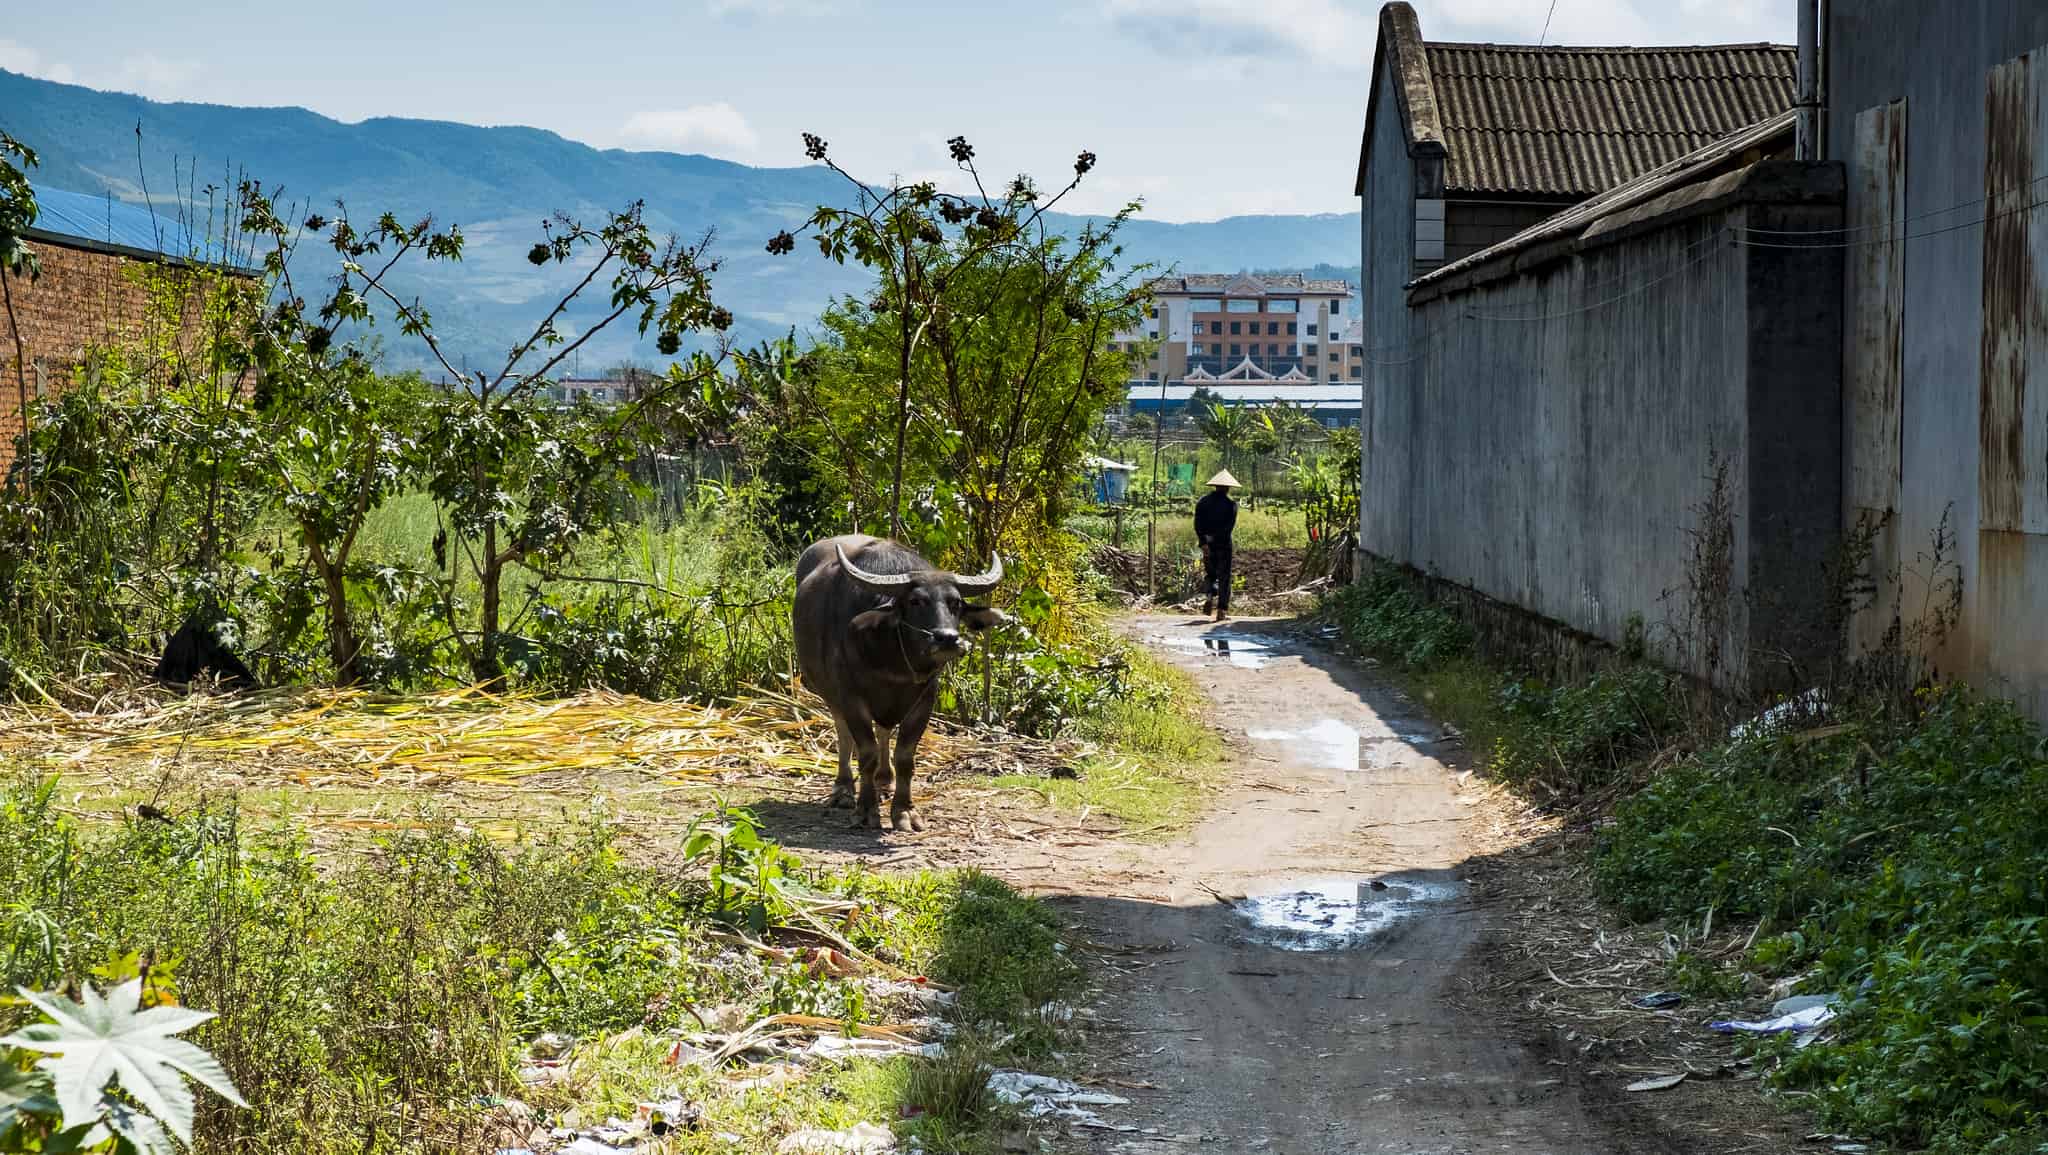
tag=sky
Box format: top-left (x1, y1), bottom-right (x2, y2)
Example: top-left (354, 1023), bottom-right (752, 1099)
top-left (0, 0), bottom-right (1793, 223)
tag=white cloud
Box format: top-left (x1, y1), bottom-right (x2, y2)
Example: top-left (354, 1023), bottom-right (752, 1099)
top-left (112, 54), bottom-right (201, 100)
top-left (618, 102), bottom-right (761, 158)
top-left (706, 0), bottom-right (830, 15)
top-left (0, 40), bottom-right (206, 100)
top-left (1104, 0), bottom-right (1374, 67)
top-left (0, 38), bottom-right (77, 85)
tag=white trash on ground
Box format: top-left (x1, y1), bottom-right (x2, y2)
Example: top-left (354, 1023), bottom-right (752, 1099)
top-left (775, 1121), bottom-right (898, 1152)
top-left (987, 1070), bottom-right (1134, 1131)
top-left (1710, 994), bottom-right (1841, 1036)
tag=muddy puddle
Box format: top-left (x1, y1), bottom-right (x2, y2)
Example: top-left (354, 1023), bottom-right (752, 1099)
top-left (1148, 631), bottom-right (1280, 670)
top-left (1247, 718), bottom-right (1360, 770)
top-left (1234, 875), bottom-right (1462, 951)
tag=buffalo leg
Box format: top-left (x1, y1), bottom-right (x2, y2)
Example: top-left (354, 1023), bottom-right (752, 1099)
top-left (889, 703), bottom-right (931, 833)
top-left (850, 719), bottom-right (887, 830)
top-left (827, 712), bottom-right (857, 809)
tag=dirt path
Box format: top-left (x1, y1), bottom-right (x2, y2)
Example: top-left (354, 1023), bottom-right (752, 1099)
top-left (1033, 614), bottom-right (1657, 1155)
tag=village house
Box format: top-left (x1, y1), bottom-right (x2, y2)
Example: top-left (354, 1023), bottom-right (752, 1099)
top-left (1357, 0), bottom-right (2048, 718)
top-left (1, 186), bottom-right (260, 470)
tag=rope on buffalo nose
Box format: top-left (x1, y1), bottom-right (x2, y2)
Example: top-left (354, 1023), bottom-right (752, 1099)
top-left (894, 621), bottom-right (964, 675)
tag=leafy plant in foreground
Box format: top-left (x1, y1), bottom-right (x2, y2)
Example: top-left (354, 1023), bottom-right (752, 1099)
top-left (0, 979), bottom-right (245, 1154)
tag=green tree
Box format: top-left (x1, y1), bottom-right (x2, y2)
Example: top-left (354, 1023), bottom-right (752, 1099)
top-left (1, 131), bottom-right (39, 473)
top-left (1193, 398), bottom-right (1250, 477)
top-left (766, 134), bottom-right (1147, 561)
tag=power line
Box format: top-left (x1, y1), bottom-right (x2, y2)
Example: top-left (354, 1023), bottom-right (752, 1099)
top-left (1539, 0), bottom-right (1560, 46)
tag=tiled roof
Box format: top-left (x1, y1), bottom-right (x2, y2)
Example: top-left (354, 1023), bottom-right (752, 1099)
top-left (1410, 108), bottom-right (1795, 293)
top-left (1359, 3), bottom-right (1796, 201)
top-left (1148, 273), bottom-right (1351, 296)
top-left (1423, 42), bottom-right (1796, 198)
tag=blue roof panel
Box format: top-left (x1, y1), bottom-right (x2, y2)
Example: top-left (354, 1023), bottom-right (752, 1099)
top-left (25, 185), bottom-right (257, 272)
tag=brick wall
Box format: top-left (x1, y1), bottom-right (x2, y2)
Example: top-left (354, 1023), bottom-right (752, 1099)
top-left (1, 237), bottom-right (252, 470)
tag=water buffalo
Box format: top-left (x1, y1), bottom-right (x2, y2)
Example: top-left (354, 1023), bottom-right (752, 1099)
top-left (793, 534), bottom-right (1004, 831)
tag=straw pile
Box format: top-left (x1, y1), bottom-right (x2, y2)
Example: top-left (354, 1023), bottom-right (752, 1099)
top-left (0, 684), bottom-right (1084, 796)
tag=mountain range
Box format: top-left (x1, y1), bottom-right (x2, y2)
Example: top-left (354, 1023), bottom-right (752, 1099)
top-left (1, 69), bottom-right (1361, 375)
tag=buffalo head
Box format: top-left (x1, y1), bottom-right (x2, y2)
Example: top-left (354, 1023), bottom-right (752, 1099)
top-left (836, 543), bottom-right (1005, 665)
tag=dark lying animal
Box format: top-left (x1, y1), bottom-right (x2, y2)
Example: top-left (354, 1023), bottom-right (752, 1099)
top-left (152, 617), bottom-right (258, 690)
top-left (793, 535), bottom-right (1004, 831)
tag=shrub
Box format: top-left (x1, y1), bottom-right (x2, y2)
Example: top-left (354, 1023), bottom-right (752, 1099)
top-left (1595, 688), bottom-right (2048, 1152)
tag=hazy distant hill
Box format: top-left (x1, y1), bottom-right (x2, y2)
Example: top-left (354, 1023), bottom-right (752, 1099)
top-left (1, 69), bottom-right (1361, 374)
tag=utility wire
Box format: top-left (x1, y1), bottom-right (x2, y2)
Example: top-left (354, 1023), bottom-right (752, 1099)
top-left (1539, 0), bottom-right (1560, 46)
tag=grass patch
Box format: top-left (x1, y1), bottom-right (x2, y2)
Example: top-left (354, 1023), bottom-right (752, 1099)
top-left (0, 783), bottom-right (1080, 1154)
top-left (1321, 569), bottom-right (1680, 801)
top-left (993, 646), bottom-right (1221, 835)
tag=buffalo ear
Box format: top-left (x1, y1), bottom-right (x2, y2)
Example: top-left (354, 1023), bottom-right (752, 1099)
top-left (961, 605), bottom-right (1008, 632)
top-left (852, 602), bottom-right (900, 632)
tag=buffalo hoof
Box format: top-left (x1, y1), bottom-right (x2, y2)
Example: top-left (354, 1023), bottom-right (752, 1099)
top-left (890, 806), bottom-right (924, 833)
top-left (855, 804), bottom-right (884, 830)
top-left (827, 782), bottom-right (857, 810)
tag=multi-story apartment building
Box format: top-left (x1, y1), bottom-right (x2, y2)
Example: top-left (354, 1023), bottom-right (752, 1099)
top-left (1110, 273), bottom-right (1364, 388)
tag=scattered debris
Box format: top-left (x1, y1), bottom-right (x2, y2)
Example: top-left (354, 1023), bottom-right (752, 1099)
top-left (1631, 991), bottom-right (1685, 1010)
top-left (988, 1070), bottom-right (1133, 1131)
top-left (1709, 997), bottom-right (1839, 1036)
top-left (1624, 1072), bottom-right (1688, 1093)
top-left (776, 1121), bottom-right (897, 1153)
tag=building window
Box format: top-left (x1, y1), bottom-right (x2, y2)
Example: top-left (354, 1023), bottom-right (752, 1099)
top-left (1328, 351), bottom-right (1339, 362)
top-left (1226, 299), bottom-right (1260, 313)
top-left (1148, 329), bottom-right (1159, 339)
top-left (1229, 344), bottom-right (1241, 356)
top-left (1229, 321), bottom-right (1241, 334)
top-left (1191, 298), bottom-right (1221, 312)
top-left (1192, 322), bottom-right (1205, 335)
top-left (1153, 307), bottom-right (1162, 318)
top-left (1210, 344), bottom-right (1222, 356)
top-left (1305, 345), bottom-right (1318, 357)
top-left (1270, 299), bottom-right (1298, 313)
top-left (1349, 365), bottom-right (1363, 379)
top-left (1286, 322), bottom-right (1298, 335)
top-left (1307, 323), bottom-right (1318, 336)
top-left (1331, 300), bottom-right (1340, 314)
top-left (1265, 321), bottom-right (1278, 335)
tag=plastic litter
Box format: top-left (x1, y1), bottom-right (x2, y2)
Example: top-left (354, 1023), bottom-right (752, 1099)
top-left (1631, 991), bottom-right (1685, 1010)
top-left (1709, 997), bottom-right (1839, 1035)
top-left (776, 1121), bottom-right (898, 1152)
top-left (1624, 1072), bottom-right (1688, 1093)
top-left (1730, 688), bottom-right (1829, 740)
top-left (987, 1071), bottom-right (1135, 1131)
top-left (805, 1034), bottom-right (946, 1061)
top-left (1771, 994), bottom-right (1837, 1016)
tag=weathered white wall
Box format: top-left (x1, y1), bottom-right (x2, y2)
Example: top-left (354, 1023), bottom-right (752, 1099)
top-left (1389, 217), bottom-right (1753, 678)
top-left (1831, 2), bottom-right (2048, 717)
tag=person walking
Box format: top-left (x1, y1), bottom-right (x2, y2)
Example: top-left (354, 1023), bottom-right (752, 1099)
top-left (1195, 470), bottom-right (1240, 621)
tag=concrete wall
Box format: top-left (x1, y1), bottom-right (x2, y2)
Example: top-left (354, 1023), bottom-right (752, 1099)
top-left (1360, 60), bottom-right (1419, 569)
top-left (1830, 1), bottom-right (2048, 716)
top-left (1364, 164), bottom-right (1844, 686)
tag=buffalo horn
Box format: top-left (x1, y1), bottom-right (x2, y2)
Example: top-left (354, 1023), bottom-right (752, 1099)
top-left (836, 543), bottom-right (913, 590)
top-left (951, 555), bottom-right (1004, 591)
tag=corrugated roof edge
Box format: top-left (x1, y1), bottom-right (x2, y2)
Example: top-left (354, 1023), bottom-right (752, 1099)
top-left (24, 186), bottom-right (264, 276)
top-left (1406, 109), bottom-right (1797, 301)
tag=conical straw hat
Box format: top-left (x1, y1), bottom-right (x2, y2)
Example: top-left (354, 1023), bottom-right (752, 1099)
top-left (1206, 470), bottom-right (1242, 488)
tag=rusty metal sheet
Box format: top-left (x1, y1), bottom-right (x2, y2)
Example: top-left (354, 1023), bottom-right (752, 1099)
top-left (1847, 100), bottom-right (1907, 654)
top-left (1848, 101), bottom-right (1906, 516)
top-left (1982, 52), bottom-right (2034, 533)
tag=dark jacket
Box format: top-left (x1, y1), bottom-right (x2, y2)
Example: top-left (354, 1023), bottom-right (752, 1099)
top-left (1194, 489), bottom-right (1237, 552)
